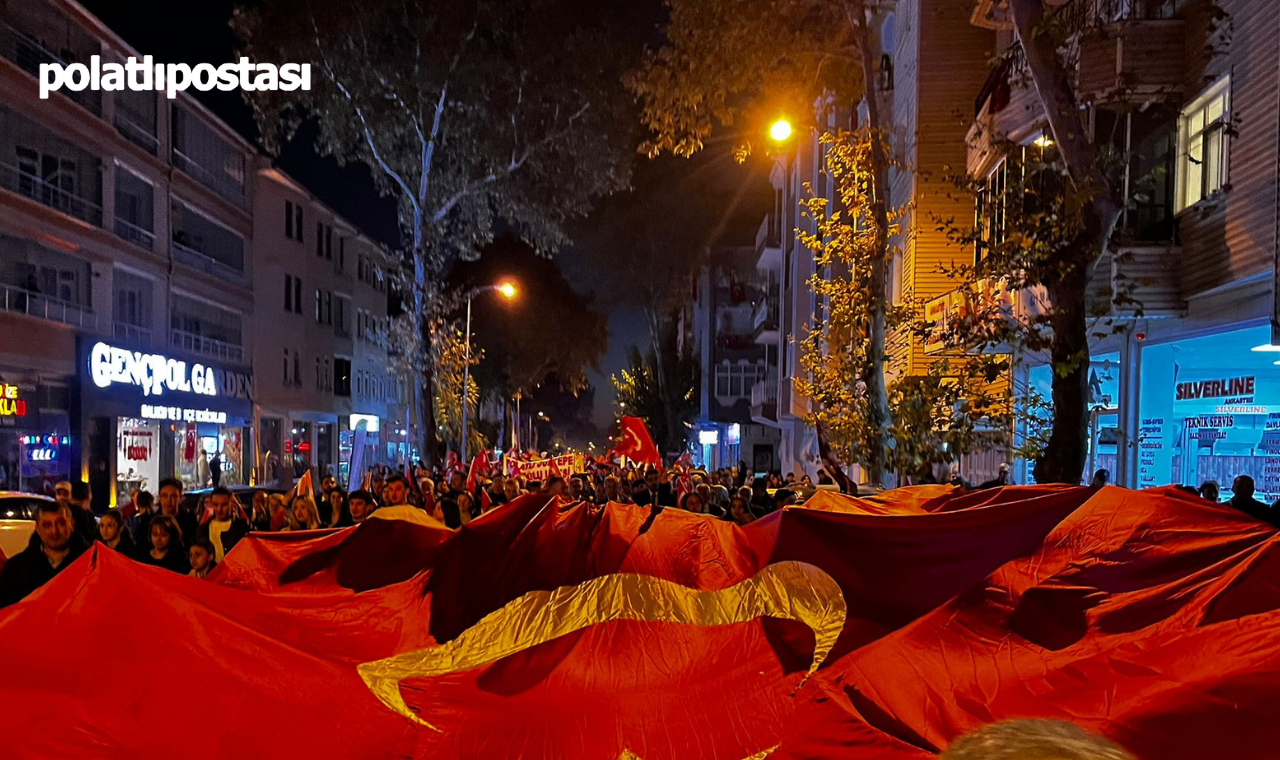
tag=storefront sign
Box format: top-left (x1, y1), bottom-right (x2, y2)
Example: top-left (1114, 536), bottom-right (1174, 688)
top-left (27, 447), bottom-right (57, 462)
top-left (1176, 375), bottom-right (1255, 401)
top-left (0, 384), bottom-right (26, 417)
top-left (349, 414), bottom-right (380, 432)
top-left (140, 403), bottom-right (227, 424)
top-left (88, 342), bottom-right (253, 400)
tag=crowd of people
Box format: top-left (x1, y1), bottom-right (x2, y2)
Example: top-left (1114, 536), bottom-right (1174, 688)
top-left (5, 457), bottom-right (1280, 608)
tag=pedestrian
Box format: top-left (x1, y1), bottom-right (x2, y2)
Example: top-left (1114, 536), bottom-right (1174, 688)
top-left (940, 719), bottom-right (1134, 760)
top-left (284, 496), bottom-right (322, 531)
top-left (97, 510), bottom-right (136, 557)
top-left (326, 489), bottom-right (349, 527)
top-left (67, 480), bottom-right (98, 544)
top-left (1199, 481), bottom-right (1220, 503)
top-left (138, 478), bottom-right (197, 553)
top-left (726, 496), bottom-right (754, 526)
top-left (544, 476), bottom-right (568, 498)
top-left (749, 477), bottom-right (774, 515)
top-left (773, 489), bottom-right (798, 508)
top-left (1090, 469), bottom-right (1109, 488)
top-left (977, 463), bottom-right (1014, 489)
top-left (127, 490), bottom-right (155, 540)
top-left (503, 478), bottom-right (522, 503)
top-left (0, 500), bottom-right (88, 607)
top-left (209, 449), bottom-right (222, 489)
top-left (678, 492), bottom-right (705, 514)
top-left (1228, 475), bottom-right (1277, 525)
top-left (347, 489), bottom-right (377, 524)
top-left (268, 493), bottom-right (290, 531)
top-left (381, 474), bottom-right (413, 508)
top-left (196, 487), bottom-right (250, 563)
top-left (138, 515), bottom-right (191, 575)
top-left (188, 539), bottom-right (217, 579)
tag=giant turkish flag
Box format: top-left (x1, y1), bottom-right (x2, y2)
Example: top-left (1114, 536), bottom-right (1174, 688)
top-left (2, 486), bottom-right (1280, 759)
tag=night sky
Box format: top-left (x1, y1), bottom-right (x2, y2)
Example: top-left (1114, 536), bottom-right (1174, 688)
top-left (82, 0), bottom-right (770, 432)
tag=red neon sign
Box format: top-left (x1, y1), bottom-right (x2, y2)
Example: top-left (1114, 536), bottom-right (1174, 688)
top-left (0, 385), bottom-right (26, 417)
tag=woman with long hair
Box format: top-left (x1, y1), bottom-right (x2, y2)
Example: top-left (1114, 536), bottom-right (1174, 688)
top-left (679, 492), bottom-right (705, 514)
top-left (284, 495), bottom-right (321, 531)
top-left (138, 515), bottom-right (191, 574)
top-left (268, 493), bottom-right (290, 531)
top-left (726, 496), bottom-right (755, 526)
top-left (327, 488), bottom-right (351, 527)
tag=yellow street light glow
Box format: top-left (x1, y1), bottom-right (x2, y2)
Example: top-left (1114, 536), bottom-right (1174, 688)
top-left (497, 281), bottom-right (518, 300)
top-left (1033, 133), bottom-right (1054, 148)
top-left (770, 119), bottom-right (793, 143)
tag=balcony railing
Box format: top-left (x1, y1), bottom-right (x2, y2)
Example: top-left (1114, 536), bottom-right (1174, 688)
top-left (114, 111), bottom-right (158, 155)
top-left (751, 377), bottom-right (779, 407)
top-left (0, 161), bottom-right (102, 226)
top-left (1054, 0), bottom-right (1177, 35)
top-left (172, 149), bottom-right (244, 205)
top-left (752, 295), bottom-right (779, 332)
top-left (113, 321), bottom-right (152, 346)
top-left (756, 214), bottom-right (781, 252)
top-left (0, 22), bottom-right (101, 115)
top-left (171, 240), bottom-right (245, 281)
top-left (0, 281), bottom-right (94, 329)
top-left (114, 217), bottom-right (155, 251)
top-left (171, 327), bottom-right (243, 364)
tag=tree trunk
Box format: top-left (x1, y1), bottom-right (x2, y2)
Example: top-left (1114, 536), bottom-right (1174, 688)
top-left (1010, 0), bottom-right (1123, 484)
top-left (849, 0), bottom-right (891, 487)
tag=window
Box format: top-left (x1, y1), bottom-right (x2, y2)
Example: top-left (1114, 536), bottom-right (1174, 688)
top-left (293, 352), bottom-right (300, 385)
top-left (975, 160), bottom-right (1008, 266)
top-left (284, 274), bottom-right (293, 312)
top-left (338, 238), bottom-right (345, 272)
top-left (335, 357), bottom-right (351, 397)
top-left (295, 204), bottom-right (303, 241)
top-left (315, 289), bottom-right (322, 323)
top-left (325, 226), bottom-right (333, 260)
top-left (293, 277), bottom-right (302, 314)
top-left (324, 291), bottom-right (332, 326)
top-left (335, 295), bottom-right (350, 337)
top-left (1177, 75), bottom-right (1230, 211)
top-left (315, 356), bottom-right (322, 389)
top-left (282, 348), bottom-right (290, 384)
top-left (285, 200), bottom-right (293, 239)
top-left (316, 222), bottom-right (323, 257)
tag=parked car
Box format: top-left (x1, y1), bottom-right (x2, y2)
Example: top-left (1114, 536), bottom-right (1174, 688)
top-left (0, 492), bottom-right (56, 560)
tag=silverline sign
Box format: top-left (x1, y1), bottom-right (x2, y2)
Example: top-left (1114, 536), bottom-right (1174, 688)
top-left (88, 342), bottom-right (252, 400)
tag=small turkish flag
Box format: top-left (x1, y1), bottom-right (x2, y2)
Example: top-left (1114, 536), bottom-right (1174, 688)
top-left (611, 416), bottom-right (662, 468)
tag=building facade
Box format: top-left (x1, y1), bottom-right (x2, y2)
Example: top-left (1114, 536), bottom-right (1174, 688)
top-left (690, 245), bottom-right (780, 472)
top-left (967, 0), bottom-right (1280, 494)
top-left (0, 0), bottom-right (406, 505)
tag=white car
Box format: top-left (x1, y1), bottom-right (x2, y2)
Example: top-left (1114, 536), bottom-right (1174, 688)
top-left (0, 492), bottom-right (53, 560)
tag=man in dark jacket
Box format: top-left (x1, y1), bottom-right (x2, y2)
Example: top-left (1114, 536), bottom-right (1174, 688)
top-left (138, 478), bottom-right (198, 553)
top-left (196, 487), bottom-right (251, 563)
top-left (1228, 475), bottom-right (1279, 526)
top-left (68, 480), bottom-right (98, 545)
top-left (0, 500), bottom-right (89, 607)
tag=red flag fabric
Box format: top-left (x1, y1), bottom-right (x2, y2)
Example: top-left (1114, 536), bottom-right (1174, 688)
top-left (7, 486), bottom-right (1280, 759)
top-left (465, 449), bottom-right (490, 493)
top-left (610, 415), bottom-right (662, 468)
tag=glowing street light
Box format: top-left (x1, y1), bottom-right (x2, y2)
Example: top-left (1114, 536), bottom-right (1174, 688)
top-left (770, 118), bottom-right (793, 143)
top-left (497, 280), bottom-right (518, 300)
top-left (460, 279), bottom-right (520, 458)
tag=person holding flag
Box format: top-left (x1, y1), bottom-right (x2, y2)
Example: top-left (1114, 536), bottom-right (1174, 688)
top-left (607, 416), bottom-right (663, 470)
top-left (465, 450), bottom-right (494, 514)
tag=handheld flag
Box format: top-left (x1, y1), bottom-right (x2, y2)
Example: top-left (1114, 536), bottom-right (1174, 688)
top-left (610, 416), bottom-right (662, 469)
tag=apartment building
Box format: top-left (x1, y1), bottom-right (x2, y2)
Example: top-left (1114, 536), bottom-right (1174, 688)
top-left (751, 0), bottom-right (997, 482)
top-left (967, 0), bottom-right (1280, 494)
top-left (0, 0), bottom-right (256, 505)
top-left (690, 245), bottom-right (780, 472)
top-left (0, 0), bottom-right (409, 503)
top-left (251, 166), bottom-right (406, 489)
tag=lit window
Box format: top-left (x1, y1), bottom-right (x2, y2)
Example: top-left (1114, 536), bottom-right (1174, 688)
top-left (1177, 75), bottom-right (1230, 211)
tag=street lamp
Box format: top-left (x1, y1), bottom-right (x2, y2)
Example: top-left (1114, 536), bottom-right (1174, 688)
top-left (460, 279), bottom-right (519, 459)
top-left (770, 118), bottom-right (793, 143)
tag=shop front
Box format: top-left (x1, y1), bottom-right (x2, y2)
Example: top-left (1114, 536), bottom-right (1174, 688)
top-left (1136, 323), bottom-right (1280, 501)
top-left (1023, 353), bottom-right (1122, 486)
top-left (0, 378), bottom-right (73, 495)
top-left (79, 340), bottom-right (253, 506)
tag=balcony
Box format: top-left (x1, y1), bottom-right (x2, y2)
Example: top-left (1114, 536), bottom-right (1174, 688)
top-left (0, 21), bottom-right (101, 116)
top-left (752, 292), bottom-right (780, 345)
top-left (114, 110), bottom-right (158, 155)
top-left (0, 161), bottom-right (102, 227)
top-left (171, 240), bottom-right (244, 282)
top-left (0, 281), bottom-right (94, 329)
top-left (755, 215), bottom-right (783, 271)
top-left (750, 376), bottom-right (779, 425)
top-left (114, 217), bottom-right (154, 251)
top-left (113, 321), bottom-right (152, 346)
top-left (171, 328), bottom-right (243, 365)
top-left (1062, 0), bottom-right (1184, 104)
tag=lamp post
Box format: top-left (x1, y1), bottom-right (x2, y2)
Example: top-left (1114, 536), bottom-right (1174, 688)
top-left (460, 280), bottom-right (518, 459)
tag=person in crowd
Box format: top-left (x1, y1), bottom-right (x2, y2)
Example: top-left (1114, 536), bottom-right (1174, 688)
top-left (1228, 475), bottom-right (1278, 525)
top-left (125, 490), bottom-right (155, 544)
top-left (503, 478), bottom-right (522, 504)
top-left (326, 489), bottom-right (350, 527)
top-left (678, 492), bottom-right (705, 514)
top-left (434, 473), bottom-right (467, 528)
top-left (457, 491), bottom-right (476, 526)
top-left (694, 483), bottom-right (721, 516)
top-left (66, 480), bottom-right (98, 544)
top-left (773, 489), bottom-right (798, 509)
top-left (247, 491), bottom-right (271, 532)
top-left (371, 474), bottom-right (387, 504)
top-left (267, 493), bottom-right (290, 531)
top-left (544, 476), bottom-right (568, 498)
top-left (284, 496), bottom-right (322, 531)
top-left (188, 539), bottom-right (216, 580)
top-left (601, 476), bottom-right (621, 504)
top-left (97, 510), bottom-right (135, 556)
top-left (382, 474), bottom-right (413, 508)
top-left (487, 474), bottom-right (508, 507)
top-left (652, 469), bottom-right (677, 507)
top-left (817, 470), bottom-right (834, 486)
top-left (948, 465), bottom-right (972, 489)
top-left (570, 476), bottom-right (590, 503)
top-left (978, 463), bottom-right (1014, 489)
top-left (0, 500), bottom-right (89, 607)
top-left (53, 480), bottom-right (72, 510)
top-left (1090, 469), bottom-right (1110, 488)
top-left (939, 719), bottom-right (1134, 760)
top-left (138, 478), bottom-right (197, 554)
top-left (750, 477), bottom-right (774, 516)
top-left (138, 515), bottom-right (191, 574)
top-left (631, 480), bottom-right (652, 506)
top-left (726, 496), bottom-right (755, 526)
top-left (347, 490), bottom-right (377, 524)
top-left (784, 472), bottom-right (797, 486)
top-left (196, 487), bottom-right (251, 564)
top-left (1199, 481), bottom-right (1220, 503)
